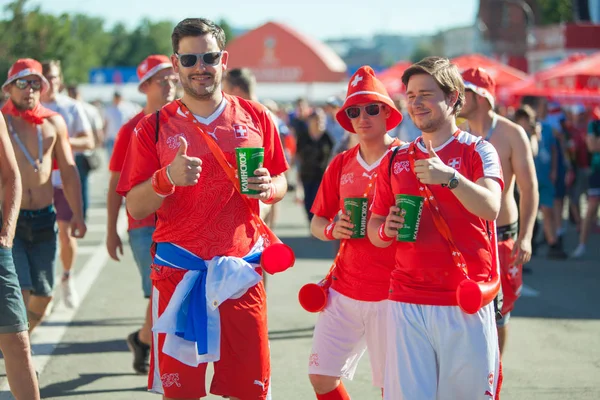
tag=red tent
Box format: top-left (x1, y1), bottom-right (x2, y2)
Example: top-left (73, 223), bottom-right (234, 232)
top-left (499, 53), bottom-right (600, 104)
top-left (378, 61), bottom-right (412, 98)
top-left (451, 54), bottom-right (528, 89)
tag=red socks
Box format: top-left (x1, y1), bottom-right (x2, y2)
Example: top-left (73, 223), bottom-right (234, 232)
top-left (316, 383), bottom-right (351, 400)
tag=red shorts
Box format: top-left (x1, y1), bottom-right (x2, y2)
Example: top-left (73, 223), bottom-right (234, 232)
top-left (498, 238), bottom-right (523, 315)
top-left (148, 264), bottom-right (270, 399)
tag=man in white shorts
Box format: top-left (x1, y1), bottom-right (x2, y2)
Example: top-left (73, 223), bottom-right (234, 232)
top-left (368, 56), bottom-right (504, 399)
top-left (307, 66), bottom-right (403, 399)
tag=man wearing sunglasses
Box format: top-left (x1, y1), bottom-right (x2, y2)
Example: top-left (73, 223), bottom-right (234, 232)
top-left (307, 66), bottom-right (402, 400)
top-left (368, 57), bottom-right (503, 399)
top-left (459, 68), bottom-right (538, 357)
top-left (42, 59), bottom-right (94, 310)
top-left (117, 18), bottom-right (288, 400)
top-left (0, 58), bottom-right (86, 335)
top-left (107, 54), bottom-right (177, 375)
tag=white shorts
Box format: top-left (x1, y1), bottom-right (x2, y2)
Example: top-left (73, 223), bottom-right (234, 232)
top-left (384, 302), bottom-right (500, 400)
top-left (308, 289), bottom-right (388, 387)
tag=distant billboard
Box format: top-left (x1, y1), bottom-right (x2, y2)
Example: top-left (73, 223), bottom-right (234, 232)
top-left (89, 67), bottom-right (138, 84)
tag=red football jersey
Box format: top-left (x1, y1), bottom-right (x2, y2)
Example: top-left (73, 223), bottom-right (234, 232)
top-left (109, 111), bottom-right (155, 230)
top-left (311, 140), bottom-right (401, 302)
top-left (371, 131), bottom-right (504, 306)
top-left (116, 95), bottom-right (289, 259)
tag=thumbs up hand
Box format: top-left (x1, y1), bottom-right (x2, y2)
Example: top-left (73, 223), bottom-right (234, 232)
top-left (413, 140), bottom-right (454, 185)
top-left (168, 136), bottom-right (203, 186)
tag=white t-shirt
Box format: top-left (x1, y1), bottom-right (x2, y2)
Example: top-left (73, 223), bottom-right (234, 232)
top-left (43, 94), bottom-right (92, 187)
top-left (103, 101), bottom-right (141, 141)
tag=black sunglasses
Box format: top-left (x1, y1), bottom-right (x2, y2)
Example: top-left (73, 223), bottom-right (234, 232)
top-left (345, 104), bottom-right (384, 119)
top-left (14, 79), bottom-right (42, 91)
top-left (176, 52), bottom-right (223, 68)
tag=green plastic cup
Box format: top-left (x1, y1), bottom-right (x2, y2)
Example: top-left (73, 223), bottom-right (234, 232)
top-left (236, 147), bottom-right (264, 194)
top-left (343, 197), bottom-right (368, 238)
top-left (395, 194), bottom-right (425, 242)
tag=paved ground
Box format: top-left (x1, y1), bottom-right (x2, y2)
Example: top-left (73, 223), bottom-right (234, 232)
top-left (1, 164), bottom-right (599, 399)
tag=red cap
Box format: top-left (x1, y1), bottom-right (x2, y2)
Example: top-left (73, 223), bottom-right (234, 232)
top-left (137, 55), bottom-right (173, 91)
top-left (2, 58), bottom-right (49, 94)
top-left (462, 67), bottom-right (496, 109)
top-left (336, 66), bottom-right (403, 134)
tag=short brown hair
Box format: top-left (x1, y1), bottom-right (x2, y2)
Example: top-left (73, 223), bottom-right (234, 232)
top-left (171, 18), bottom-right (226, 54)
top-left (42, 60), bottom-right (62, 77)
top-left (514, 105), bottom-right (536, 127)
top-left (224, 68), bottom-right (256, 97)
top-left (401, 56), bottom-right (465, 115)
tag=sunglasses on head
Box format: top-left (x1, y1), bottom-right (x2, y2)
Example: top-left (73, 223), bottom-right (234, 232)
top-left (176, 51), bottom-right (223, 68)
top-left (14, 79), bottom-right (42, 91)
top-left (345, 104), bottom-right (384, 119)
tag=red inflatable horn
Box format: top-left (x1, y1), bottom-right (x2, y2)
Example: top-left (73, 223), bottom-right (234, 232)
top-left (456, 266), bottom-right (500, 314)
top-left (261, 242), bottom-right (295, 275)
top-left (298, 278), bottom-right (332, 313)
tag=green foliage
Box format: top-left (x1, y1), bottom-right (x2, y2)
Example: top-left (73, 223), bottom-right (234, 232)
top-left (537, 0), bottom-right (573, 25)
top-left (0, 0), bottom-right (236, 84)
top-left (410, 41), bottom-right (435, 63)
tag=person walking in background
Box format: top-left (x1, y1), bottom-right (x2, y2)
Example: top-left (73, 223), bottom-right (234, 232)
top-left (41, 60), bottom-right (94, 309)
top-left (459, 67), bottom-right (538, 356)
top-left (106, 54), bottom-right (177, 375)
top-left (102, 91), bottom-right (139, 158)
top-left (571, 106), bottom-right (600, 259)
top-left (295, 108), bottom-right (334, 222)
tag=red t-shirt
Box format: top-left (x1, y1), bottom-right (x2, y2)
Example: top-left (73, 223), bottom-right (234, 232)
top-left (310, 140), bottom-right (401, 302)
top-left (109, 111), bottom-right (156, 230)
top-left (371, 131), bottom-right (504, 306)
top-left (116, 95), bottom-right (289, 259)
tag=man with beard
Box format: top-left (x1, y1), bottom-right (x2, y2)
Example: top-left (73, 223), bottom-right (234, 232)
top-left (459, 67), bottom-right (538, 356)
top-left (106, 55), bottom-right (178, 375)
top-left (368, 57), bottom-right (503, 399)
top-left (117, 18), bottom-right (289, 400)
top-left (1, 58), bottom-right (86, 333)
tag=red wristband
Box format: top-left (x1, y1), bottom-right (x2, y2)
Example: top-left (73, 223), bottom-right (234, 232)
top-left (378, 223), bottom-right (394, 242)
top-left (324, 222), bottom-right (335, 240)
top-left (152, 166), bottom-right (175, 197)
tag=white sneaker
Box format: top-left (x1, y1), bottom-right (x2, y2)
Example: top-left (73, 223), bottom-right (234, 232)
top-left (60, 277), bottom-right (79, 308)
top-left (570, 243), bottom-right (586, 259)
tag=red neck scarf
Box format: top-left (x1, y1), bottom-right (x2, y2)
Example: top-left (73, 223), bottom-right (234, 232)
top-left (1, 99), bottom-right (58, 125)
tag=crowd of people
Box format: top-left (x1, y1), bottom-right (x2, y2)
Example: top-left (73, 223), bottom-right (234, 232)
top-left (0, 15), bottom-right (599, 400)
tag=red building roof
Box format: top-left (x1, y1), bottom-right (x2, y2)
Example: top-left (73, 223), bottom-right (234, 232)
top-left (225, 21), bottom-right (347, 83)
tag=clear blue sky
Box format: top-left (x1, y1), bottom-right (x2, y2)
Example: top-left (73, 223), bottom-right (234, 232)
top-left (7, 0), bottom-right (479, 39)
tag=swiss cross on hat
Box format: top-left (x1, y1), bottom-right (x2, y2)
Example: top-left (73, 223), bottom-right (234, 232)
top-left (462, 67), bottom-right (496, 109)
top-left (137, 55), bottom-right (173, 91)
top-left (2, 58), bottom-right (49, 94)
top-left (336, 65), bottom-right (403, 134)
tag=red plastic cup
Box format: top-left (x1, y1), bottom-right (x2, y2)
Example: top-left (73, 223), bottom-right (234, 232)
top-left (261, 243), bottom-right (295, 274)
top-left (298, 278), bottom-right (331, 313)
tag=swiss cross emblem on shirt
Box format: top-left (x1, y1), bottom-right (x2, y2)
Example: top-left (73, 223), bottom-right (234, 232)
top-left (233, 124), bottom-right (248, 138)
top-left (447, 157), bottom-right (462, 169)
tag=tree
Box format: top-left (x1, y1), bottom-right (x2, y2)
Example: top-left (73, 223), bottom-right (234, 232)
top-left (537, 0), bottom-right (573, 25)
top-left (410, 41), bottom-right (435, 63)
top-left (219, 18), bottom-right (235, 45)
